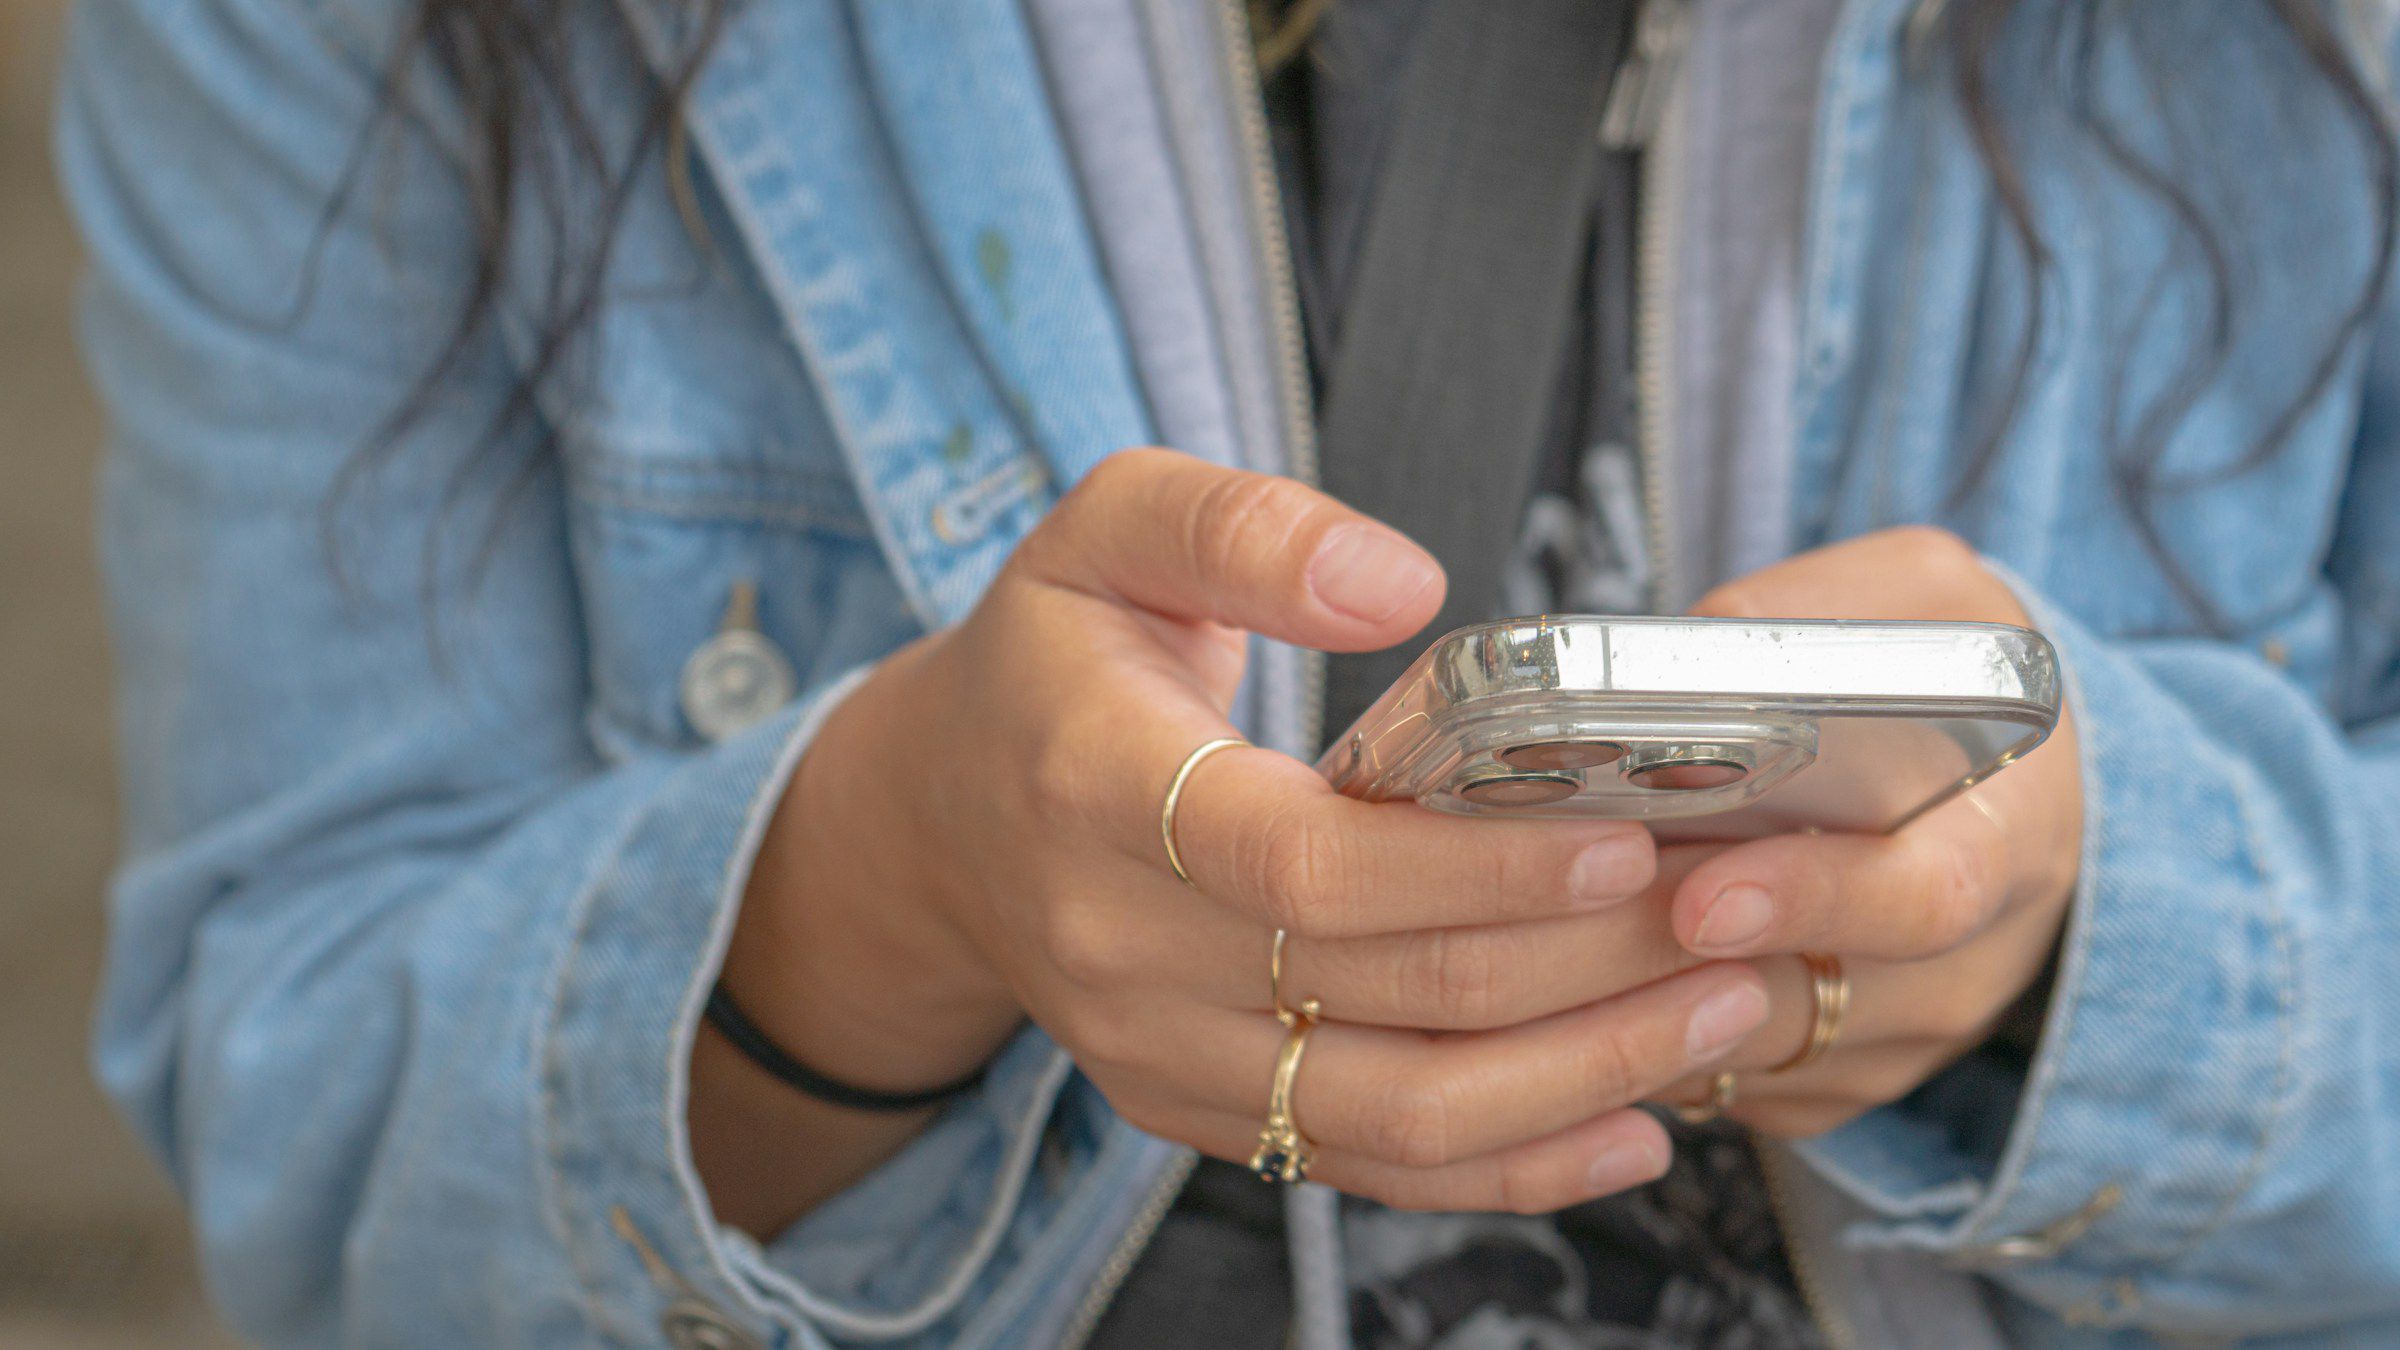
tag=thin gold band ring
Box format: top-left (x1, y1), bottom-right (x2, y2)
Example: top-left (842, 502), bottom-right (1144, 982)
top-left (1161, 737), bottom-right (1245, 887)
top-left (1770, 953), bottom-right (1851, 1074)
top-left (1271, 927), bottom-right (1316, 1025)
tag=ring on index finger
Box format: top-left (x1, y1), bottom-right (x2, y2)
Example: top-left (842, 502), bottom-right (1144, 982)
top-left (1161, 736), bottom-right (1245, 887)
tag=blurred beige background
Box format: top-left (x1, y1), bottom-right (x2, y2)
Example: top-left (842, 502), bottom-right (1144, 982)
top-left (2, 2), bottom-right (243, 1344)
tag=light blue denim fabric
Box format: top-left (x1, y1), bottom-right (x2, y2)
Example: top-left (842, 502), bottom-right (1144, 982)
top-left (55, 0), bottom-right (2400, 1345)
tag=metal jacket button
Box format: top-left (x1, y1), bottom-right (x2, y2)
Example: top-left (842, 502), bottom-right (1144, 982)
top-left (680, 581), bottom-right (799, 743)
top-left (1948, 1182), bottom-right (2124, 1267)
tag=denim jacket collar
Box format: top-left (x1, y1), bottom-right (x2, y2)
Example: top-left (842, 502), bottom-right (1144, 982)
top-left (609, 0), bottom-right (1154, 630)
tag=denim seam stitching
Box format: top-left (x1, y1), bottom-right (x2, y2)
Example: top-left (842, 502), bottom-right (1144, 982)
top-left (573, 485), bottom-right (875, 538)
top-left (620, 3), bottom-right (946, 630)
top-left (535, 760), bottom-right (692, 1349)
top-left (2140, 770), bottom-right (2301, 1264)
top-left (1957, 625), bottom-right (2301, 1283)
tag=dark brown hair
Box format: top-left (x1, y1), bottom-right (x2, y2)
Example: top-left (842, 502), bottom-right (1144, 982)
top-left (354, 0), bottom-right (2395, 633)
top-left (1947, 0), bottom-right (2396, 629)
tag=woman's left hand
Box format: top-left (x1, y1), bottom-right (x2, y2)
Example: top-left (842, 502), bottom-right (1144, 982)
top-left (1654, 526), bottom-right (2083, 1138)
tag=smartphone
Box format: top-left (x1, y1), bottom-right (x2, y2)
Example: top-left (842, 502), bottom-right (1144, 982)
top-left (1315, 616), bottom-right (2061, 840)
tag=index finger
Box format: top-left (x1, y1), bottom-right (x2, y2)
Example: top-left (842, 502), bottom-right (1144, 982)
top-left (1689, 526), bottom-right (2030, 625)
top-left (1164, 746), bottom-right (1659, 938)
top-left (1665, 794), bottom-right (2012, 962)
top-left (1014, 448), bottom-right (1447, 653)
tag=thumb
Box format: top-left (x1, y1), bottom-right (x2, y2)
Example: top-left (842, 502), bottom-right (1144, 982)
top-left (1011, 448), bottom-right (1446, 653)
top-left (1690, 527), bottom-right (2027, 625)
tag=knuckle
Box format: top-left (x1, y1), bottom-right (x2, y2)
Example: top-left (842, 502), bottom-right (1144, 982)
top-left (1367, 1074), bottom-right (1461, 1169)
top-left (1189, 473), bottom-right (1310, 579)
top-left (1694, 581), bottom-right (1766, 619)
top-left (1888, 523), bottom-right (1976, 569)
top-left (1913, 837), bottom-right (2001, 954)
top-left (1896, 525), bottom-right (1993, 598)
top-left (1044, 898), bottom-right (1131, 990)
top-left (1405, 928), bottom-right (1503, 1029)
top-left (1576, 1026), bottom-right (1642, 1107)
top-left (1255, 809), bottom-right (1348, 935)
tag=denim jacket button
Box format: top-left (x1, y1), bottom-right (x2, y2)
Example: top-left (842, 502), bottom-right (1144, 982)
top-left (681, 582), bottom-right (799, 743)
top-left (1947, 1183), bottom-right (2124, 1268)
top-left (661, 1297), bottom-right (766, 1350)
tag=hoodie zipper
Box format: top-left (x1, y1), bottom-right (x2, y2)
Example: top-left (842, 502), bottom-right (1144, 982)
top-left (1059, 8), bottom-right (1326, 1347)
top-left (1625, 0), bottom-right (1687, 614)
top-left (1055, 1150), bottom-right (1199, 1350)
top-left (1758, 1147), bottom-right (1859, 1350)
top-left (1210, 0), bottom-right (1331, 755)
top-left (1622, 4), bottom-right (1840, 1339)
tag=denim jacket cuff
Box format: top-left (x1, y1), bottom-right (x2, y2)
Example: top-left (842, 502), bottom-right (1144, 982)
top-left (1792, 567), bottom-right (2296, 1322)
top-left (732, 1028), bottom-right (1086, 1341)
top-left (532, 664), bottom-right (1120, 1347)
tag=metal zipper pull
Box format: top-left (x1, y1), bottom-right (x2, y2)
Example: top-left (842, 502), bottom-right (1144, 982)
top-left (1598, 0), bottom-right (1693, 150)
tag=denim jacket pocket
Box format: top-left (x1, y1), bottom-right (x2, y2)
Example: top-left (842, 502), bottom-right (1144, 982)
top-left (559, 424), bottom-right (917, 761)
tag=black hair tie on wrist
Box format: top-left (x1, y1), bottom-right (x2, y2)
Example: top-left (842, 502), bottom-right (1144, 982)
top-left (703, 983), bottom-right (988, 1113)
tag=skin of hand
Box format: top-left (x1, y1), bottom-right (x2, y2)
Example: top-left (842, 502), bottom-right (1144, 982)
top-left (1647, 527), bottom-right (2085, 1137)
top-left (693, 449), bottom-right (1778, 1236)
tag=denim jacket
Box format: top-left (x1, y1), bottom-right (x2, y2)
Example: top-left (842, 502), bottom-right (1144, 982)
top-left (56, 0), bottom-right (2400, 1344)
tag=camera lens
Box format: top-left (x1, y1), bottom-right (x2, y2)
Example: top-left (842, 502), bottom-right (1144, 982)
top-left (1622, 743), bottom-right (1752, 792)
top-left (1497, 739), bottom-right (1627, 772)
top-left (1454, 767), bottom-right (1581, 807)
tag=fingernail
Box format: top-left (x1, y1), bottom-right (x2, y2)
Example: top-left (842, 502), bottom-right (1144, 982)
top-left (1306, 524), bottom-right (1439, 623)
top-left (1586, 1136), bottom-right (1669, 1194)
top-left (1691, 883), bottom-right (1775, 953)
top-left (1567, 834), bottom-right (1650, 906)
top-left (1685, 981), bottom-right (1770, 1060)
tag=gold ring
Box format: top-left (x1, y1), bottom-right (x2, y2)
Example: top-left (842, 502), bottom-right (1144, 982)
top-left (1675, 1071), bottom-right (1738, 1124)
top-left (1770, 953), bottom-right (1850, 1074)
top-left (1249, 998), bottom-right (1322, 1184)
top-left (1161, 737), bottom-right (1245, 886)
top-left (1269, 928), bottom-right (1314, 1025)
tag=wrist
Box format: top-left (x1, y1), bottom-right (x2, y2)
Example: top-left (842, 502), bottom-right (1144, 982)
top-left (723, 652), bottom-right (1020, 1092)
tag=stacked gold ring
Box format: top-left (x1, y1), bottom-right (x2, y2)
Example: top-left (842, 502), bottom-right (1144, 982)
top-left (1259, 916), bottom-right (1320, 1179)
top-left (1770, 952), bottom-right (1850, 1074)
top-left (1250, 995), bottom-right (1322, 1184)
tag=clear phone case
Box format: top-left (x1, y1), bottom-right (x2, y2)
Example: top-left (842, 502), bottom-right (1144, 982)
top-left (1315, 616), bottom-right (2061, 840)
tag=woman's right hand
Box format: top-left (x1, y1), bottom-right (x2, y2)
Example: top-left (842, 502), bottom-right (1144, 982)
top-left (706, 449), bottom-right (1774, 1227)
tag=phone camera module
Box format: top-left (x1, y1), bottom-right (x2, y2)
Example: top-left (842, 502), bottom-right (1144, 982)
top-left (1496, 739), bottom-right (1627, 772)
top-left (1454, 767), bottom-right (1582, 807)
top-left (1622, 743), bottom-right (1752, 792)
